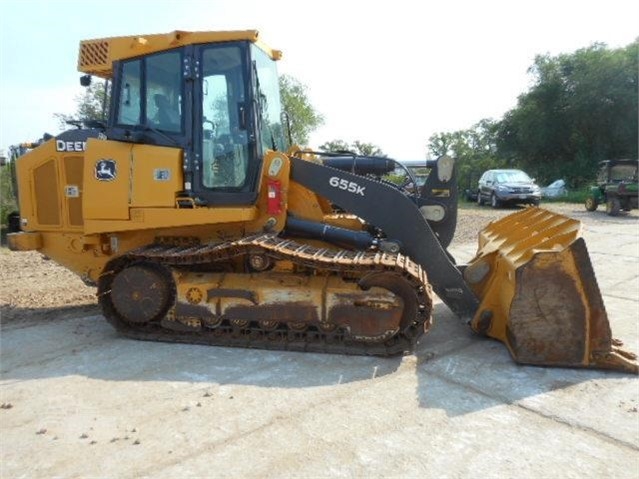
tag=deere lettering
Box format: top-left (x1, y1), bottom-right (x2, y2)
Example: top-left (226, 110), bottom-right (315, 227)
top-left (56, 140), bottom-right (87, 152)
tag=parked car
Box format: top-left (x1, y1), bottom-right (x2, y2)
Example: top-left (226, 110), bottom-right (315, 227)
top-left (584, 159), bottom-right (638, 216)
top-left (476, 169), bottom-right (541, 208)
top-left (463, 171), bottom-right (481, 202)
top-left (541, 179), bottom-right (568, 198)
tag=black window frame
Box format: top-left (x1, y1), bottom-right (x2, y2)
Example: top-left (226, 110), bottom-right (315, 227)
top-left (191, 41), bottom-right (262, 206)
top-left (108, 48), bottom-right (189, 150)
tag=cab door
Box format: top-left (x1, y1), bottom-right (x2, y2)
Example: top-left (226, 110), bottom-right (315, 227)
top-left (191, 42), bottom-right (261, 206)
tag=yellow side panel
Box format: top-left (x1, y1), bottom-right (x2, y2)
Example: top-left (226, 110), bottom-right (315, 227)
top-left (83, 139), bottom-right (132, 220)
top-left (14, 138), bottom-right (61, 231)
top-left (33, 160), bottom-right (61, 226)
top-left (7, 232), bottom-right (43, 251)
top-left (130, 144), bottom-right (183, 207)
top-left (83, 207), bottom-right (257, 234)
top-left (287, 181), bottom-right (325, 222)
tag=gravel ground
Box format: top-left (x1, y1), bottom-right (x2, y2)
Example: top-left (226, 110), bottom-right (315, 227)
top-left (0, 202), bottom-right (634, 324)
top-left (0, 248), bottom-right (97, 323)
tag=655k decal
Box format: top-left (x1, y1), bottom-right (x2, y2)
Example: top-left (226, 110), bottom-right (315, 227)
top-left (329, 176), bottom-right (366, 196)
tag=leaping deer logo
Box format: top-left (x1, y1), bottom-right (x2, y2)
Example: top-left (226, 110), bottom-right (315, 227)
top-left (95, 159), bottom-right (117, 181)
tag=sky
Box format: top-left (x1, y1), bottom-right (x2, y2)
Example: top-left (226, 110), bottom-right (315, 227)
top-left (0, 0), bottom-right (637, 161)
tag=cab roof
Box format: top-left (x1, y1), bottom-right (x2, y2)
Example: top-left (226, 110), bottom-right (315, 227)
top-left (78, 29), bottom-right (282, 79)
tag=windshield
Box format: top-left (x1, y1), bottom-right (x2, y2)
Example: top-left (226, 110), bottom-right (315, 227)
top-left (495, 170), bottom-right (532, 183)
top-left (610, 164), bottom-right (638, 182)
top-left (251, 45), bottom-right (288, 152)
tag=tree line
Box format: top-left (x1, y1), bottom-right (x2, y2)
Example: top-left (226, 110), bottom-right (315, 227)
top-left (429, 40), bottom-right (638, 190)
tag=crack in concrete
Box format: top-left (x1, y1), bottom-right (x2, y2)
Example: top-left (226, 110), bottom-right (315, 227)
top-left (425, 368), bottom-right (639, 452)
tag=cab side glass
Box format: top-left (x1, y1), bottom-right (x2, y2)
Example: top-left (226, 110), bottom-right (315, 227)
top-left (251, 45), bottom-right (288, 152)
top-left (117, 61), bottom-right (141, 126)
top-left (145, 51), bottom-right (183, 132)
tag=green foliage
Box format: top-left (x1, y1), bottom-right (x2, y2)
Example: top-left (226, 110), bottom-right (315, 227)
top-left (428, 41), bottom-right (638, 192)
top-left (319, 139), bottom-right (352, 153)
top-left (427, 119), bottom-right (507, 193)
top-left (542, 187), bottom-right (591, 204)
top-left (497, 41), bottom-right (638, 187)
top-left (351, 141), bottom-right (386, 157)
top-left (0, 164), bottom-right (17, 225)
top-left (54, 80), bottom-right (110, 129)
top-left (319, 139), bottom-right (387, 157)
top-left (382, 174), bottom-right (406, 186)
top-left (279, 74), bottom-right (324, 146)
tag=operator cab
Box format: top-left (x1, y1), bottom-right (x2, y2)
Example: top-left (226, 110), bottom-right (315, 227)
top-left (105, 35), bottom-right (288, 205)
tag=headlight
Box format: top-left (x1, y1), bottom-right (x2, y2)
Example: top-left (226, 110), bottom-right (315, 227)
top-left (496, 185), bottom-right (509, 192)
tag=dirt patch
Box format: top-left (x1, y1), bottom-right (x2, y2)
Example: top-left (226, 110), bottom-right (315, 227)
top-left (1, 203), bottom-right (636, 326)
top-left (0, 249), bottom-right (97, 325)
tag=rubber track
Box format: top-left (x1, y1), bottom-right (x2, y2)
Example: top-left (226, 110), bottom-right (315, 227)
top-left (97, 234), bottom-right (434, 356)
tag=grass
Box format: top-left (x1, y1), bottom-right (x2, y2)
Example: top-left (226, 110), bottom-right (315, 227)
top-left (458, 187), bottom-right (590, 208)
top-left (541, 187), bottom-right (590, 204)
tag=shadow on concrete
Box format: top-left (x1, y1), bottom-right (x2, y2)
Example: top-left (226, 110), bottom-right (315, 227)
top-left (0, 310), bottom-right (403, 389)
top-left (412, 303), bottom-right (625, 416)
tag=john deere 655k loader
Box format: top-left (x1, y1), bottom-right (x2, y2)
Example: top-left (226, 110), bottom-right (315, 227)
top-left (7, 30), bottom-right (637, 373)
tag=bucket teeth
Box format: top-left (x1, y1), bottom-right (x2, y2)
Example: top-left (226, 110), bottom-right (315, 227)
top-left (591, 347), bottom-right (639, 374)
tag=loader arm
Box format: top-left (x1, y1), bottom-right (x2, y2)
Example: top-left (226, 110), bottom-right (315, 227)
top-left (289, 155), bottom-right (479, 319)
top-left (290, 156), bottom-right (638, 373)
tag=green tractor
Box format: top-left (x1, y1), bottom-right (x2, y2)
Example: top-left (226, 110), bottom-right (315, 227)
top-left (585, 159), bottom-right (638, 216)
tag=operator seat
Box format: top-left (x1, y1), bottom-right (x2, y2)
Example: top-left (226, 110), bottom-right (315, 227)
top-left (154, 94), bottom-right (180, 130)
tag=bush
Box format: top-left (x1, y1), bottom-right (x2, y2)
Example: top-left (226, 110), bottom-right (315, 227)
top-left (0, 165), bottom-right (18, 225)
top-left (543, 187), bottom-right (590, 204)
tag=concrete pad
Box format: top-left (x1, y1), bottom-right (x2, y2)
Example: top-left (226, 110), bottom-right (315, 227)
top-left (1, 210), bottom-right (638, 478)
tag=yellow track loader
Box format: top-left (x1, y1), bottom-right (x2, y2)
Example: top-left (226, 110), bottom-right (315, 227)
top-left (7, 30), bottom-right (637, 373)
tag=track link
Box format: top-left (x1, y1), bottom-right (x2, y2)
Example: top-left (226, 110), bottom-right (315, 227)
top-left (98, 234), bottom-right (433, 356)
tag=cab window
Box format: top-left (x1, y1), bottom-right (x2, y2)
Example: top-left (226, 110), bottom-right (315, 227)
top-left (145, 52), bottom-right (182, 132)
top-left (251, 45), bottom-right (287, 153)
top-left (115, 50), bottom-right (183, 133)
